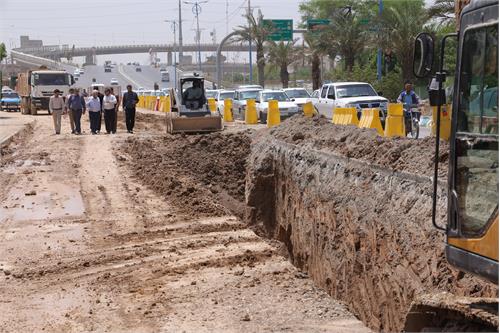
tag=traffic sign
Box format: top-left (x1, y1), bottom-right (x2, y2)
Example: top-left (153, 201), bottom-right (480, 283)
top-left (307, 19), bottom-right (330, 32)
top-left (263, 19), bottom-right (293, 41)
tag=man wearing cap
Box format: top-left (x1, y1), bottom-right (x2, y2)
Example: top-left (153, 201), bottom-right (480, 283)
top-left (86, 90), bottom-right (102, 135)
top-left (49, 89), bottom-right (65, 134)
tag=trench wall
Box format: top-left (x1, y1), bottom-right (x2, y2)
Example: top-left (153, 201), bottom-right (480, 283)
top-left (245, 138), bottom-right (497, 332)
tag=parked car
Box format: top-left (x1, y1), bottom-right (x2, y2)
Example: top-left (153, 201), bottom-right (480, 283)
top-left (205, 89), bottom-right (219, 99)
top-left (283, 88), bottom-right (311, 111)
top-left (232, 88), bottom-right (262, 120)
top-left (256, 90), bottom-right (299, 124)
top-left (315, 82), bottom-right (388, 120)
top-left (1, 90), bottom-right (21, 112)
top-left (110, 78), bottom-right (119, 85)
top-left (215, 90), bottom-right (235, 113)
top-left (237, 84), bottom-right (263, 90)
top-left (79, 68), bottom-right (84, 74)
top-left (308, 89), bottom-right (320, 105)
top-left (136, 67), bottom-right (142, 72)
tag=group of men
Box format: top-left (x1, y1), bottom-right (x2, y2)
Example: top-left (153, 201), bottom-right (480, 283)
top-left (49, 85), bottom-right (139, 135)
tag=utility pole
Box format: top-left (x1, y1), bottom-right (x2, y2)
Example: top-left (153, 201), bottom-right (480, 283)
top-left (184, 0), bottom-right (208, 72)
top-left (165, 19), bottom-right (178, 90)
top-left (376, 0), bottom-right (383, 81)
top-left (178, 0), bottom-right (184, 61)
top-left (248, 0), bottom-right (253, 84)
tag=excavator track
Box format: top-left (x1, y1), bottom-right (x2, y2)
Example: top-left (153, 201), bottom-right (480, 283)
top-left (404, 292), bottom-right (498, 332)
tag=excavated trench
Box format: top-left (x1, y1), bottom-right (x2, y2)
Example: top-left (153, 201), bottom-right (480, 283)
top-left (119, 115), bottom-right (498, 332)
top-left (245, 116), bottom-right (498, 332)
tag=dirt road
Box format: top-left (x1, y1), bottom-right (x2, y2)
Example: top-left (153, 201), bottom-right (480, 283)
top-left (0, 114), bottom-right (369, 332)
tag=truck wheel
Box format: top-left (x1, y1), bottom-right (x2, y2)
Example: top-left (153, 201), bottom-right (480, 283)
top-left (31, 103), bottom-right (38, 116)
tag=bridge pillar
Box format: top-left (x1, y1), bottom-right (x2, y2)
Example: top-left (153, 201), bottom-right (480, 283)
top-left (167, 51), bottom-right (172, 66)
top-left (84, 53), bottom-right (96, 65)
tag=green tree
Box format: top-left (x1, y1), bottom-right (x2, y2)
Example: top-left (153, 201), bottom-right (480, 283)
top-left (377, 0), bottom-right (427, 81)
top-left (267, 40), bottom-right (299, 88)
top-left (427, 0), bottom-right (455, 25)
top-left (234, 10), bottom-right (270, 87)
top-left (0, 43), bottom-right (7, 63)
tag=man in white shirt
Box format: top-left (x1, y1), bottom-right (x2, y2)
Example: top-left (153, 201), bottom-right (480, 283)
top-left (103, 88), bottom-right (117, 134)
top-left (86, 90), bottom-right (102, 135)
top-left (49, 89), bottom-right (65, 134)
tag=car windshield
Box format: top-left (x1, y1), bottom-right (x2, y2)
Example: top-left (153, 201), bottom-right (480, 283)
top-left (285, 89), bottom-right (310, 98)
top-left (33, 73), bottom-right (69, 86)
top-left (205, 90), bottom-right (217, 98)
top-left (239, 90), bottom-right (260, 99)
top-left (261, 92), bottom-right (288, 102)
top-left (219, 92), bottom-right (234, 99)
top-left (2, 92), bottom-right (19, 98)
top-left (335, 84), bottom-right (377, 98)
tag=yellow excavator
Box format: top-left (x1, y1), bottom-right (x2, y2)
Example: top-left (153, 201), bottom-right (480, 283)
top-left (405, 0), bottom-right (498, 331)
top-left (166, 72), bottom-right (223, 134)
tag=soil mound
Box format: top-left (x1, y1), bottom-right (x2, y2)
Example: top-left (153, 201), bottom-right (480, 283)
top-left (270, 115), bottom-right (449, 178)
top-left (117, 131), bottom-right (252, 218)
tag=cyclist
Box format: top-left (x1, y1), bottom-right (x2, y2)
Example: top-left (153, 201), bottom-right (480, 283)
top-left (397, 80), bottom-right (421, 108)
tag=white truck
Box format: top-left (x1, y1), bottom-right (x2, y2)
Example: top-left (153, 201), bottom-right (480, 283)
top-left (314, 82), bottom-right (388, 121)
top-left (17, 68), bottom-right (74, 115)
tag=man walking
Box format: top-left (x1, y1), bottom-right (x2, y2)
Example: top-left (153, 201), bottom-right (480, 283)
top-left (86, 90), bottom-right (102, 135)
top-left (103, 88), bottom-right (117, 134)
top-left (122, 85), bottom-right (139, 134)
top-left (67, 88), bottom-right (86, 135)
top-left (49, 89), bottom-right (65, 134)
top-left (65, 88), bottom-right (76, 134)
top-left (110, 87), bottom-right (120, 132)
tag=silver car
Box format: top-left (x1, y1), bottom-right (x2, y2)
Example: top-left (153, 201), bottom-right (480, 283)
top-left (232, 88), bottom-right (262, 120)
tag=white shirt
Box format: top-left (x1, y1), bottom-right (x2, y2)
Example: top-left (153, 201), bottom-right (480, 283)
top-left (103, 94), bottom-right (117, 110)
top-left (49, 95), bottom-right (65, 112)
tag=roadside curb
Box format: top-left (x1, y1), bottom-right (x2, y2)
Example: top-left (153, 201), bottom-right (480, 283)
top-left (0, 117), bottom-right (35, 149)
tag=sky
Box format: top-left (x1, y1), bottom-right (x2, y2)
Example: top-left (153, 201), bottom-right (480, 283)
top-left (0, 0), bottom-right (306, 64)
top-left (0, 0), bottom-right (436, 65)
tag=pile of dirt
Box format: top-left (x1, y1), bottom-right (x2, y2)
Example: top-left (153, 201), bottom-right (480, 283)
top-left (270, 115), bottom-right (449, 178)
top-left (116, 111), bottom-right (166, 133)
top-left (116, 131), bottom-right (252, 218)
top-left (246, 116), bottom-right (497, 332)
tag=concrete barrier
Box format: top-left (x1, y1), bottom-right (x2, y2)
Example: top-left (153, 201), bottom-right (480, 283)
top-left (359, 108), bottom-right (383, 135)
top-left (224, 99), bottom-right (233, 122)
top-left (245, 99), bottom-right (258, 124)
top-left (267, 100), bottom-right (280, 128)
top-left (384, 103), bottom-right (405, 137)
top-left (303, 101), bottom-right (314, 118)
top-left (208, 98), bottom-right (217, 112)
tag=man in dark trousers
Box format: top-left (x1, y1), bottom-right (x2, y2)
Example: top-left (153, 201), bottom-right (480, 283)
top-left (67, 88), bottom-right (86, 135)
top-left (122, 85), bottom-right (139, 134)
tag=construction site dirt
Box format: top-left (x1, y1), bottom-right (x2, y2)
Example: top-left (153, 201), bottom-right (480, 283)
top-left (0, 113), bottom-right (370, 332)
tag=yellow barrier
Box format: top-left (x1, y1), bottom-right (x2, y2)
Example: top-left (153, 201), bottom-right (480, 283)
top-left (432, 105), bottom-right (451, 141)
top-left (359, 108), bottom-right (384, 135)
top-left (224, 98), bottom-right (233, 122)
top-left (343, 108), bottom-right (359, 126)
top-left (138, 96), bottom-right (145, 108)
top-left (303, 101), bottom-right (314, 117)
top-left (384, 103), bottom-right (405, 137)
top-left (208, 98), bottom-right (217, 112)
top-left (245, 99), bottom-right (258, 124)
top-left (332, 108), bottom-right (343, 124)
top-left (160, 95), bottom-right (171, 112)
top-left (267, 100), bottom-right (280, 128)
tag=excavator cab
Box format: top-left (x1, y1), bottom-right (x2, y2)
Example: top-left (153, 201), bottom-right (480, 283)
top-left (405, 1), bottom-right (498, 331)
top-left (165, 72), bottom-right (222, 134)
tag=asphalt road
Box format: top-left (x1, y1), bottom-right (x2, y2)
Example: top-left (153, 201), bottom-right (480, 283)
top-left (72, 65), bottom-right (175, 92)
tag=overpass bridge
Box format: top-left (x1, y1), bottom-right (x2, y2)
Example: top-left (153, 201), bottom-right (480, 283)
top-left (14, 42), bottom-right (255, 65)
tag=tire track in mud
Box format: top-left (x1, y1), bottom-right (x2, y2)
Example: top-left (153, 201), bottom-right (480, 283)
top-left (0, 115), bottom-right (370, 333)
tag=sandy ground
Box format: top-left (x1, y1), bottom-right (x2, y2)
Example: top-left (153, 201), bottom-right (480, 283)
top-left (0, 113), bottom-right (370, 332)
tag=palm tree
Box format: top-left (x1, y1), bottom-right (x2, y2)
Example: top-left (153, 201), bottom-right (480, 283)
top-left (427, 0), bottom-right (455, 25)
top-left (377, 0), bottom-right (427, 81)
top-left (303, 33), bottom-right (327, 90)
top-left (234, 10), bottom-right (270, 87)
top-left (267, 40), bottom-right (298, 88)
top-left (0, 43), bottom-right (7, 63)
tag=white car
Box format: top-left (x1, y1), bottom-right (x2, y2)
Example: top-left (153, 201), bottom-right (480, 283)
top-left (205, 89), bottom-right (219, 99)
top-left (237, 84), bottom-right (263, 90)
top-left (110, 78), bottom-right (119, 85)
top-left (315, 82), bottom-right (388, 120)
top-left (256, 90), bottom-right (299, 124)
top-left (283, 88), bottom-right (311, 111)
top-left (79, 68), bottom-right (84, 74)
top-left (215, 90), bottom-right (235, 113)
top-left (308, 89), bottom-right (320, 105)
top-left (232, 88), bottom-right (262, 119)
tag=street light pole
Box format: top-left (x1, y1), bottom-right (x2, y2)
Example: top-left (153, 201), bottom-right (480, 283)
top-left (184, 0), bottom-right (208, 72)
top-left (178, 0), bottom-right (184, 60)
top-left (248, 0), bottom-right (253, 84)
top-left (165, 20), bottom-right (178, 91)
